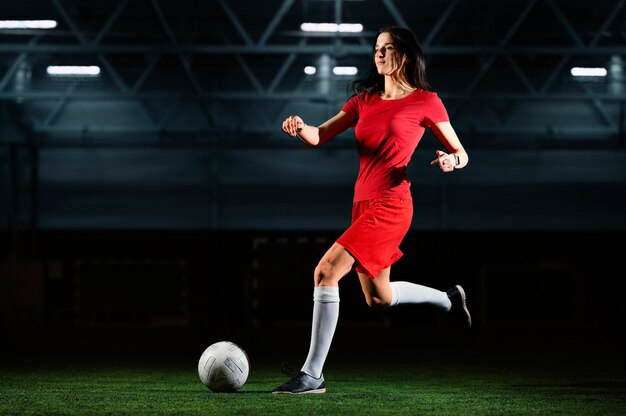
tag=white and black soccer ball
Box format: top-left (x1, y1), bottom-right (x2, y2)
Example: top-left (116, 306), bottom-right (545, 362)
top-left (198, 341), bottom-right (250, 392)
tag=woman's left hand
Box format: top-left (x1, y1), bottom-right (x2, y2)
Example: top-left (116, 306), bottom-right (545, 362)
top-left (430, 150), bottom-right (456, 173)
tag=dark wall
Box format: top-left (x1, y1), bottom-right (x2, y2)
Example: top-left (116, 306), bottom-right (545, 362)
top-left (2, 229), bottom-right (624, 353)
top-left (3, 143), bottom-right (626, 231)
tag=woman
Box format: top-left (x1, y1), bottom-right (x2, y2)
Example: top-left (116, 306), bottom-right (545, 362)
top-left (272, 26), bottom-right (471, 394)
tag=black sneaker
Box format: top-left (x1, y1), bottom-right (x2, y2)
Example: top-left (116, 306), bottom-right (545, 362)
top-left (272, 371), bottom-right (326, 394)
top-left (446, 285), bottom-right (472, 327)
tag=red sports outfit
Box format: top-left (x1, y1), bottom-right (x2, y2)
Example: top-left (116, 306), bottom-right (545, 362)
top-left (336, 90), bottom-right (449, 278)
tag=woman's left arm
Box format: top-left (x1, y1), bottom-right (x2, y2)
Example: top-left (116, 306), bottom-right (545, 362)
top-left (429, 121), bottom-right (469, 172)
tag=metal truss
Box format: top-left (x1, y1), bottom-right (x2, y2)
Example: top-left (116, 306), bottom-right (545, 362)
top-left (0, 0), bottom-right (624, 145)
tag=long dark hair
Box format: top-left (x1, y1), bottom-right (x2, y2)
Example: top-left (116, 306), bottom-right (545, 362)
top-left (350, 26), bottom-right (430, 97)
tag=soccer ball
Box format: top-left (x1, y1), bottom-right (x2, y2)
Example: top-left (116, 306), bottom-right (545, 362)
top-left (198, 341), bottom-right (250, 392)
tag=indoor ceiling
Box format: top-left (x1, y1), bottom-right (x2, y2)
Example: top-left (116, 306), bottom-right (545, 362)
top-left (0, 0), bottom-right (624, 148)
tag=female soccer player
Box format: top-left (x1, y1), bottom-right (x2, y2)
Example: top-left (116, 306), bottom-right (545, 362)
top-left (272, 26), bottom-right (471, 394)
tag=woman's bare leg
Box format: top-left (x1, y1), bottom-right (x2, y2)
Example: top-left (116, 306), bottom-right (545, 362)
top-left (273, 243), bottom-right (354, 394)
top-left (358, 267), bottom-right (393, 306)
top-left (359, 268), bottom-right (451, 310)
top-left (300, 243), bottom-right (354, 377)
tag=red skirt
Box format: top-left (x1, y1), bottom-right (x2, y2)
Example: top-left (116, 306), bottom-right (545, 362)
top-left (336, 197), bottom-right (413, 279)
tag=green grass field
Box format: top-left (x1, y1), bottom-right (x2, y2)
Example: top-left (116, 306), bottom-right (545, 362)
top-left (1, 344), bottom-right (625, 416)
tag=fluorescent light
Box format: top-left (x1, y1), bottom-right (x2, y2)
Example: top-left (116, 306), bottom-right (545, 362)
top-left (47, 66), bottom-right (101, 76)
top-left (0, 20), bottom-right (57, 29)
top-left (570, 67), bottom-right (607, 77)
top-left (303, 66), bottom-right (358, 76)
top-left (333, 66), bottom-right (358, 76)
top-left (338, 23), bottom-right (363, 33)
top-left (301, 23), bottom-right (336, 32)
top-left (300, 23), bottom-right (363, 33)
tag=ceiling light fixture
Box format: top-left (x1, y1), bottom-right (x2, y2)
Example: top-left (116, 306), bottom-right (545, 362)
top-left (47, 66), bottom-right (101, 76)
top-left (332, 66), bottom-right (358, 76)
top-left (0, 20), bottom-right (57, 29)
top-left (300, 23), bottom-right (363, 33)
top-left (304, 66), bottom-right (358, 76)
top-left (570, 67), bottom-right (608, 77)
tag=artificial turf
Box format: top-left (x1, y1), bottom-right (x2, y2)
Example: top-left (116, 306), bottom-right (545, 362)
top-left (1, 344), bottom-right (624, 416)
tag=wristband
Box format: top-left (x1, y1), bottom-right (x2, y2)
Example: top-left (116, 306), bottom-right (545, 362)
top-left (454, 155), bottom-right (460, 167)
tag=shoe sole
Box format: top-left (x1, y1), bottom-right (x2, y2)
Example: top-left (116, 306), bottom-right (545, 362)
top-left (455, 285), bottom-right (472, 327)
top-left (272, 388), bottom-right (326, 395)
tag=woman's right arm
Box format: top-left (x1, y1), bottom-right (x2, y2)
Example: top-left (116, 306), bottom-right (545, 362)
top-left (281, 111), bottom-right (355, 147)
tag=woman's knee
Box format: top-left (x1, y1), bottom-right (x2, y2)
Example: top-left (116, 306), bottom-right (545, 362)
top-left (313, 243), bottom-right (355, 287)
top-left (314, 261), bottom-right (342, 286)
top-left (364, 293), bottom-right (392, 309)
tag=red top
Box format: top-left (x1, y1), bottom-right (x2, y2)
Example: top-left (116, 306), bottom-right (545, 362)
top-left (341, 89), bottom-right (449, 202)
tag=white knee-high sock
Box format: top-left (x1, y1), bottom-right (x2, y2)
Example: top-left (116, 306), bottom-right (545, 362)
top-left (300, 286), bottom-right (340, 379)
top-left (390, 281), bottom-right (451, 310)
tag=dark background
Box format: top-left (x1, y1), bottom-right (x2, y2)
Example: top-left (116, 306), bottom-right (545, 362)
top-left (1, 0), bottom-right (625, 357)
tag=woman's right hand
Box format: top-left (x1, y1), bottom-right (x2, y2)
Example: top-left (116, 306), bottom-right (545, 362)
top-left (282, 115), bottom-right (305, 137)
